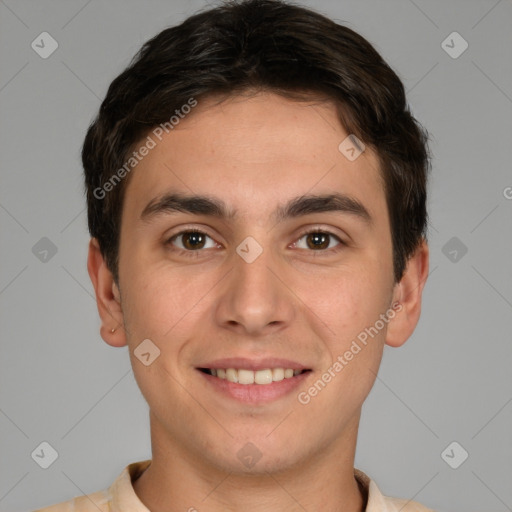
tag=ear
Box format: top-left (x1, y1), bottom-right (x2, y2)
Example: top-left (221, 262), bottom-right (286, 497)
top-left (385, 239), bottom-right (429, 348)
top-left (87, 238), bottom-right (127, 347)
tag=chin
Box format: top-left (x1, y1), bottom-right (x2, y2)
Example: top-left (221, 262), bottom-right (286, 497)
top-left (209, 435), bottom-right (309, 476)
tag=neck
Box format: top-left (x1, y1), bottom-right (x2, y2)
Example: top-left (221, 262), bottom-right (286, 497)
top-left (133, 413), bottom-right (366, 512)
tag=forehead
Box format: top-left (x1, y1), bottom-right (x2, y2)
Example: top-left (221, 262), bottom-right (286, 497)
top-left (121, 92), bottom-right (386, 227)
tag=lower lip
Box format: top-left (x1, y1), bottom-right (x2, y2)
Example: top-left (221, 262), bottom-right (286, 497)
top-left (197, 369), bottom-right (311, 404)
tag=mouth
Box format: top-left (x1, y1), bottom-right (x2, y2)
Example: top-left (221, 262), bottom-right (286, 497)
top-left (198, 367), bottom-right (311, 385)
top-left (195, 357), bottom-right (313, 403)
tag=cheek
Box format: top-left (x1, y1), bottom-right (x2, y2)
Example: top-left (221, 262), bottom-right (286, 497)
top-left (301, 269), bottom-right (390, 408)
top-left (306, 261), bottom-right (392, 335)
top-left (120, 272), bottom-right (189, 405)
top-left (120, 262), bottom-right (217, 369)
top-left (120, 243), bottom-right (184, 322)
top-left (305, 272), bottom-right (392, 395)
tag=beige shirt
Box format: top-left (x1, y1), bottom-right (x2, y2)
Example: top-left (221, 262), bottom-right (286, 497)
top-left (34, 459), bottom-right (436, 512)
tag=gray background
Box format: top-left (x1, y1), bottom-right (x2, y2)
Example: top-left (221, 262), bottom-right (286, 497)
top-left (1, 0), bottom-right (511, 511)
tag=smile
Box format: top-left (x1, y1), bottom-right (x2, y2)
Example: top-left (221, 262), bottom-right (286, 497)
top-left (199, 367), bottom-right (310, 385)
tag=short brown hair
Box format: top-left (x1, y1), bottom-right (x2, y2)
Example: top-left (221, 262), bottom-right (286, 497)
top-left (82, 0), bottom-right (430, 284)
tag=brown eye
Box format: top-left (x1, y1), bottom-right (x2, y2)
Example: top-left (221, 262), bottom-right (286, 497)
top-left (168, 230), bottom-right (216, 251)
top-left (294, 230), bottom-right (343, 251)
top-left (306, 232), bottom-right (329, 250)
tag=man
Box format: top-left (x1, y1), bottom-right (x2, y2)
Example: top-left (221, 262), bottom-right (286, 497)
top-left (35, 0), bottom-right (433, 510)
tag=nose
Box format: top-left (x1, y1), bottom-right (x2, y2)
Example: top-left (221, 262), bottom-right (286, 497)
top-left (214, 240), bottom-right (295, 337)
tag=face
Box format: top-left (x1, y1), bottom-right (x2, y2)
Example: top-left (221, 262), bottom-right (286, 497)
top-left (91, 91), bottom-right (425, 476)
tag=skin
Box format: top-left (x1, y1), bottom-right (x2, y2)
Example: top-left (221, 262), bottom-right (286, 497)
top-left (88, 91), bottom-right (429, 512)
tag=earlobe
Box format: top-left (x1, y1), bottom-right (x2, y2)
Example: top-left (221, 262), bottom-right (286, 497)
top-left (87, 238), bottom-right (127, 348)
top-left (385, 239), bottom-right (429, 348)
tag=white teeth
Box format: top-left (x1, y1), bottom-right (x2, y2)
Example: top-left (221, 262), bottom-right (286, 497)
top-left (272, 368), bottom-right (284, 382)
top-left (208, 367), bottom-right (305, 385)
top-left (254, 369), bottom-right (273, 385)
top-left (238, 369), bottom-right (255, 384)
top-left (225, 368), bottom-right (238, 383)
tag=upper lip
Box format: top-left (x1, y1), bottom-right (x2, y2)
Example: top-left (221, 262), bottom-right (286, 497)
top-left (197, 357), bottom-right (310, 371)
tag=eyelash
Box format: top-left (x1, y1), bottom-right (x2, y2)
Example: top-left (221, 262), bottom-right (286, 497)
top-left (164, 227), bottom-right (346, 258)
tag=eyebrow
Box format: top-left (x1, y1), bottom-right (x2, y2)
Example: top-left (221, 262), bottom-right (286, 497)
top-left (140, 191), bottom-right (372, 225)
